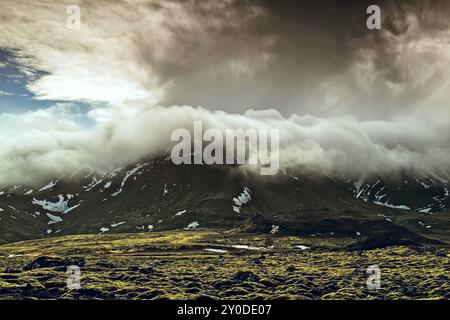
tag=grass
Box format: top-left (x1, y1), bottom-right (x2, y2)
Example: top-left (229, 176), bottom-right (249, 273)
top-left (0, 230), bottom-right (448, 300)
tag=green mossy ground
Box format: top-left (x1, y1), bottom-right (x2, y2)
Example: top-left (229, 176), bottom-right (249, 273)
top-left (0, 230), bottom-right (448, 300)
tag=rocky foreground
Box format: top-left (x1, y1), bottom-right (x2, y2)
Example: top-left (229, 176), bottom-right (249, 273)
top-left (0, 230), bottom-right (449, 300)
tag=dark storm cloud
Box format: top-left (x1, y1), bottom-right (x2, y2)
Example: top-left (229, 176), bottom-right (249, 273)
top-left (122, 0), bottom-right (447, 119)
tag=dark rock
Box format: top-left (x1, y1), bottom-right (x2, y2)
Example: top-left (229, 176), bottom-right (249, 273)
top-left (196, 295), bottom-right (215, 300)
top-left (138, 290), bottom-right (165, 299)
top-left (402, 286), bottom-right (418, 296)
top-left (139, 267), bottom-right (155, 274)
top-left (261, 280), bottom-right (277, 288)
top-left (239, 283), bottom-right (254, 289)
top-left (97, 261), bottom-right (116, 268)
top-left (251, 258), bottom-right (262, 264)
top-left (3, 268), bottom-right (21, 273)
top-left (234, 271), bottom-right (260, 283)
top-left (206, 266), bottom-right (215, 271)
top-left (44, 281), bottom-right (67, 289)
top-left (213, 280), bottom-right (234, 290)
top-left (0, 274), bottom-right (18, 280)
top-left (23, 256), bottom-right (85, 271)
top-left (186, 288), bottom-right (200, 294)
top-left (434, 250), bottom-right (447, 257)
top-left (224, 289), bottom-right (247, 297)
top-left (186, 282), bottom-right (200, 288)
top-left (74, 288), bottom-right (109, 299)
top-left (287, 265), bottom-right (296, 273)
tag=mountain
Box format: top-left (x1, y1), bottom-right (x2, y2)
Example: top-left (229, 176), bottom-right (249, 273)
top-left (1, 157), bottom-right (449, 246)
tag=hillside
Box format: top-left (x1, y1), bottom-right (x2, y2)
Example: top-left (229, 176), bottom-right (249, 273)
top-left (0, 157), bottom-right (449, 246)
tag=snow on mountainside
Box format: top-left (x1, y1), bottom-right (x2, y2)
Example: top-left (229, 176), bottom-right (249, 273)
top-left (0, 157), bottom-right (449, 245)
top-left (353, 178), bottom-right (450, 214)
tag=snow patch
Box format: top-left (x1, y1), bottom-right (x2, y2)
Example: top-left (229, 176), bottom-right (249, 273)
top-left (232, 244), bottom-right (266, 251)
top-left (373, 199), bottom-right (411, 210)
top-left (175, 209), bottom-right (186, 217)
top-left (112, 163), bottom-right (147, 197)
top-left (39, 180), bottom-right (57, 191)
top-left (204, 248), bottom-right (228, 253)
top-left (84, 176), bottom-right (103, 192)
top-left (270, 225), bottom-right (279, 234)
top-left (185, 221), bottom-right (199, 229)
top-left (46, 213), bottom-right (63, 225)
top-left (111, 221), bottom-right (126, 228)
top-left (32, 195), bottom-right (79, 213)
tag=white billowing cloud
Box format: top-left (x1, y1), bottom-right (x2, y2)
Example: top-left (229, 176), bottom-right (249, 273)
top-left (1, 105), bottom-right (450, 186)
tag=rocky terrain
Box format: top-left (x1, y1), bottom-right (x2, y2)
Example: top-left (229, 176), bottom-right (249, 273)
top-left (0, 231), bottom-right (449, 300)
top-left (1, 157), bottom-right (449, 300)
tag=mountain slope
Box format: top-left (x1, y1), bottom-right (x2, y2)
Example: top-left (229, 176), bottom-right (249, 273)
top-left (0, 157), bottom-right (449, 245)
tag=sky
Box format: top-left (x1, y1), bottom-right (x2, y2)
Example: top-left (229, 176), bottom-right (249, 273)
top-left (1, 0), bottom-right (450, 185)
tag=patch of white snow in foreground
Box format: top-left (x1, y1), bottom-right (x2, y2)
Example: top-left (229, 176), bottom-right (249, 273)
top-left (204, 248), bottom-right (228, 253)
top-left (232, 245), bottom-right (267, 251)
top-left (296, 245), bottom-right (310, 250)
top-left (100, 227), bottom-right (110, 233)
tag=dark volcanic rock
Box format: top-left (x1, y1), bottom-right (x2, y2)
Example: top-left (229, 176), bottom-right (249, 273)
top-left (213, 280), bottom-right (234, 290)
top-left (234, 271), bottom-right (260, 283)
top-left (23, 256), bottom-right (85, 271)
top-left (286, 265), bottom-right (296, 273)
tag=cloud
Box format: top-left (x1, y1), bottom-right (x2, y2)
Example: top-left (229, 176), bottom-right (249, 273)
top-left (1, 0), bottom-right (450, 118)
top-left (1, 1), bottom-right (450, 185)
top-left (0, 90), bottom-right (13, 96)
top-left (1, 105), bottom-right (449, 186)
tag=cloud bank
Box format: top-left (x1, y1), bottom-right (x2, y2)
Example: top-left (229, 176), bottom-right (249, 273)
top-left (1, 105), bottom-right (449, 186)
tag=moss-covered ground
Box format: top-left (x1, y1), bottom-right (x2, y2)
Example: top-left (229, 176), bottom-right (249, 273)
top-left (0, 230), bottom-right (448, 300)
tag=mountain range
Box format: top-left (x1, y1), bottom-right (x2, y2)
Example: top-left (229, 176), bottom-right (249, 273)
top-left (1, 156), bottom-right (449, 246)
